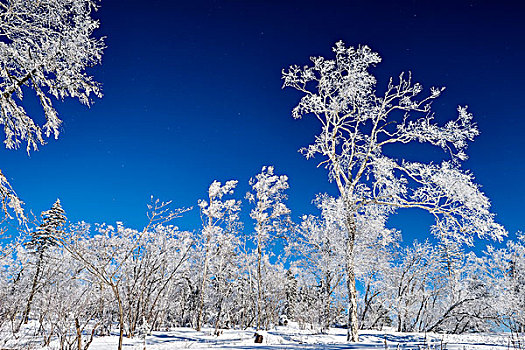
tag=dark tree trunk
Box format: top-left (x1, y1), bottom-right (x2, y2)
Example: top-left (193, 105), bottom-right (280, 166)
top-left (22, 249), bottom-right (44, 324)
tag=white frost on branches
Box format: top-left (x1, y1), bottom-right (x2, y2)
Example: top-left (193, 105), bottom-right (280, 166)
top-left (0, 169), bottom-right (23, 221)
top-left (198, 180), bottom-right (241, 231)
top-left (246, 166), bottom-right (291, 245)
top-left (282, 41), bottom-right (505, 341)
top-left (282, 40), bottom-right (505, 245)
top-left (196, 180), bottom-right (242, 331)
top-left (0, 0), bottom-right (104, 151)
top-left (246, 166), bottom-right (290, 330)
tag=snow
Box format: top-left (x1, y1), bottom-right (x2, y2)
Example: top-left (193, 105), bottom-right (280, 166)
top-left (28, 327), bottom-right (513, 350)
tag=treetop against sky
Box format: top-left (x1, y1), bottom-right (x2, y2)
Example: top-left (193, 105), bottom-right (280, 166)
top-left (1, 0), bottom-right (523, 243)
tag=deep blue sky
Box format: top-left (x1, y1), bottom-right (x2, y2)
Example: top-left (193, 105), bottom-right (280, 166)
top-left (1, 0), bottom-right (524, 245)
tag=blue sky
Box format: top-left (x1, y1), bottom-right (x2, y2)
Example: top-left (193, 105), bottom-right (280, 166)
top-left (1, 0), bottom-right (524, 246)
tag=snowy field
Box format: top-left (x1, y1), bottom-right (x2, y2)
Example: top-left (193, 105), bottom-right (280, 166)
top-left (4, 326), bottom-right (514, 350)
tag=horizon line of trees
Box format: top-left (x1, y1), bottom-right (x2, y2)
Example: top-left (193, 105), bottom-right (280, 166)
top-left (0, 171), bottom-right (523, 350)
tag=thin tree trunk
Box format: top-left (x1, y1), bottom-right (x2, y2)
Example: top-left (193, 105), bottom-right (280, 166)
top-left (22, 249), bottom-right (44, 324)
top-left (256, 239), bottom-right (262, 330)
top-left (75, 317), bottom-right (82, 350)
top-left (359, 284), bottom-right (369, 328)
top-left (323, 274), bottom-right (331, 332)
top-left (83, 324), bottom-right (98, 350)
top-left (196, 237), bottom-right (211, 331)
top-left (112, 285), bottom-right (125, 350)
top-left (214, 296), bottom-right (223, 336)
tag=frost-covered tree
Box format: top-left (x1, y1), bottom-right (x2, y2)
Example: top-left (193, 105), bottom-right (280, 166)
top-left (120, 223), bottom-right (193, 337)
top-left (0, 0), bottom-right (104, 220)
top-left (288, 199), bottom-right (346, 331)
top-left (374, 240), bottom-right (495, 334)
top-left (501, 237), bottom-right (525, 332)
top-left (259, 257), bottom-right (288, 328)
top-left (484, 234), bottom-right (525, 332)
top-left (206, 229), bottom-right (242, 334)
top-left (356, 225), bottom-right (396, 331)
top-left (22, 199), bottom-right (66, 324)
top-left (62, 221), bottom-right (134, 350)
top-left (384, 241), bottom-right (442, 332)
top-left (282, 41), bottom-right (506, 341)
top-left (289, 193), bottom-right (396, 332)
top-left (61, 198), bottom-right (189, 350)
top-left (423, 243), bottom-right (493, 333)
top-left (231, 237), bottom-right (258, 329)
top-left (246, 166), bottom-right (290, 330)
top-left (195, 180), bottom-right (241, 331)
top-left (0, 240), bottom-right (25, 333)
top-left (26, 199), bottom-right (66, 251)
top-left (29, 245), bottom-right (100, 350)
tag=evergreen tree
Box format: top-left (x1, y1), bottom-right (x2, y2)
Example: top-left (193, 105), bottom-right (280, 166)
top-left (26, 199), bottom-right (66, 253)
top-left (22, 199), bottom-right (66, 323)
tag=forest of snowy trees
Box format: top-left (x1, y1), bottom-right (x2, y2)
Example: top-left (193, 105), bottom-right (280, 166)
top-left (0, 184), bottom-right (524, 350)
top-left (0, 0), bottom-right (523, 349)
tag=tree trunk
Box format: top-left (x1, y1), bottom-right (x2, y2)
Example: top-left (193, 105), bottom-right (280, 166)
top-left (75, 317), bottom-right (82, 350)
top-left (256, 239), bottom-right (262, 330)
top-left (345, 215), bottom-right (359, 342)
top-left (22, 249), bottom-right (44, 324)
top-left (112, 285), bottom-right (125, 350)
top-left (360, 284), bottom-right (371, 329)
top-left (322, 274), bottom-right (331, 332)
top-left (214, 296), bottom-right (223, 336)
top-left (346, 262), bottom-right (359, 341)
top-left (196, 237), bottom-right (211, 331)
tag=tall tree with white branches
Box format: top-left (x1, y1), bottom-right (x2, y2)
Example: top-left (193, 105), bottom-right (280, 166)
top-left (282, 41), bottom-right (506, 341)
top-left (195, 180), bottom-right (241, 331)
top-left (246, 166), bottom-right (290, 330)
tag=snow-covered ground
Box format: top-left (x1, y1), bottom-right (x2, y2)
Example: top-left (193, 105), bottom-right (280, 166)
top-left (29, 326), bottom-right (515, 350)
